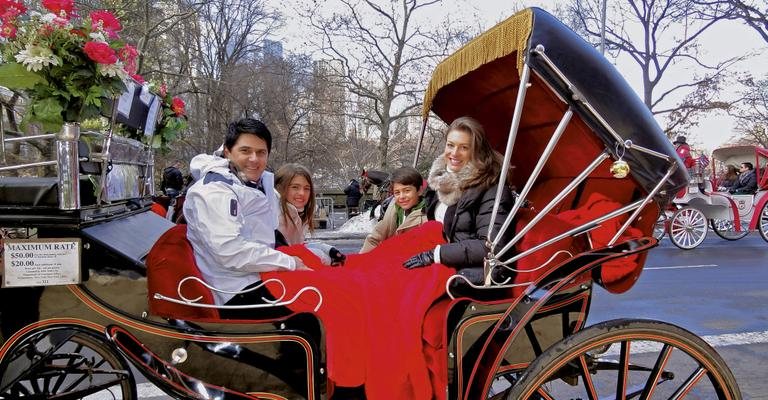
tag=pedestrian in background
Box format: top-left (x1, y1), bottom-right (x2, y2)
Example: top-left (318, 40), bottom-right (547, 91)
top-left (344, 178), bottom-right (362, 218)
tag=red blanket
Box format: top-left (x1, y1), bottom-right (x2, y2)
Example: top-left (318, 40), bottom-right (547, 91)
top-left (558, 192), bottom-right (644, 293)
top-left (264, 221), bottom-right (454, 400)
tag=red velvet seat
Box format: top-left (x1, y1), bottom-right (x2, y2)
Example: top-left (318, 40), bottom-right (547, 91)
top-left (146, 224), bottom-right (219, 320)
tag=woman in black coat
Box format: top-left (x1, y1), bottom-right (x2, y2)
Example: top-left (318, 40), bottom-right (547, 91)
top-left (404, 116), bottom-right (515, 275)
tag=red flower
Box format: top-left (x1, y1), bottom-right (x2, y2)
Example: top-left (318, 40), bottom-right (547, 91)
top-left (69, 28), bottom-right (86, 37)
top-left (0, 20), bottom-right (17, 38)
top-left (170, 97), bottom-right (185, 117)
top-left (118, 44), bottom-right (138, 75)
top-left (0, 0), bottom-right (26, 20)
top-left (42, 0), bottom-right (74, 18)
top-left (130, 73), bottom-right (145, 84)
top-left (83, 41), bottom-right (118, 64)
top-left (90, 10), bottom-right (121, 39)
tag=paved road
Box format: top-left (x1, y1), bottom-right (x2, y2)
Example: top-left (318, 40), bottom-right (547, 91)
top-left (96, 231), bottom-right (768, 399)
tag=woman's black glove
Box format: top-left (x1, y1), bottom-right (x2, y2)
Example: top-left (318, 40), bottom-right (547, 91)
top-left (403, 250), bottom-right (435, 269)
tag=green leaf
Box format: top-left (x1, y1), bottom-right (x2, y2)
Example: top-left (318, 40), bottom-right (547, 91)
top-left (31, 97), bottom-right (65, 133)
top-left (0, 63), bottom-right (46, 89)
top-left (151, 134), bottom-right (162, 148)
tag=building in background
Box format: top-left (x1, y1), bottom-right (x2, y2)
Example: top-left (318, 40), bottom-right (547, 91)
top-left (263, 39), bottom-right (283, 60)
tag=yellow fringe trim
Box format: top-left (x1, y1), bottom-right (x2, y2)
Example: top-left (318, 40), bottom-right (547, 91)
top-left (422, 8), bottom-right (533, 119)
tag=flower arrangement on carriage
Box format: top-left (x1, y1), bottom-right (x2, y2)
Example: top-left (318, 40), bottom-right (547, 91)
top-left (0, 0), bottom-right (186, 151)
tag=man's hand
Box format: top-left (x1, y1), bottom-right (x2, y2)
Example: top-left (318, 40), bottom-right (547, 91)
top-left (292, 256), bottom-right (312, 271)
top-left (403, 250), bottom-right (435, 269)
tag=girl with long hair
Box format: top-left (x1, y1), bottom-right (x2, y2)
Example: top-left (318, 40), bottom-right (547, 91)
top-left (274, 163), bottom-right (316, 245)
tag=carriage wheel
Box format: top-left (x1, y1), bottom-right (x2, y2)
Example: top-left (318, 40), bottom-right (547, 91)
top-left (669, 207), bottom-right (708, 249)
top-left (710, 218), bottom-right (750, 241)
top-left (505, 319), bottom-right (741, 400)
top-left (652, 214), bottom-right (667, 241)
top-left (0, 328), bottom-right (136, 399)
top-left (759, 200), bottom-right (768, 244)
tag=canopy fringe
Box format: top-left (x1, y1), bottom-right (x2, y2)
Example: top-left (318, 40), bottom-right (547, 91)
top-left (422, 8), bottom-right (533, 119)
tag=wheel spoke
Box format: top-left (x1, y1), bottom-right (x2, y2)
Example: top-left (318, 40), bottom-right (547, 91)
top-left (51, 343), bottom-right (86, 394)
top-left (64, 358), bottom-right (110, 392)
top-left (616, 341), bottom-right (630, 400)
top-left (639, 344), bottom-right (673, 400)
top-left (669, 367), bottom-right (707, 400)
top-left (578, 355), bottom-right (598, 400)
top-left (534, 387), bottom-right (555, 400)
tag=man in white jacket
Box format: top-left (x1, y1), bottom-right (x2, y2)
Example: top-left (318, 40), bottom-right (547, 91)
top-left (183, 118), bottom-right (309, 313)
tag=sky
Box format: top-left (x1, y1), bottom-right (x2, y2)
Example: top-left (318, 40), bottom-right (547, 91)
top-left (274, 0), bottom-right (767, 153)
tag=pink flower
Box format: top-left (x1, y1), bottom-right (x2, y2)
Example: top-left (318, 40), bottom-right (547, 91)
top-left (118, 44), bottom-right (138, 75)
top-left (0, 20), bottom-right (17, 38)
top-left (90, 10), bottom-right (121, 39)
top-left (171, 97), bottom-right (185, 117)
top-left (0, 0), bottom-right (26, 20)
top-left (159, 83), bottom-right (167, 98)
top-left (41, 0), bottom-right (74, 19)
top-left (38, 23), bottom-right (55, 36)
top-left (83, 41), bottom-right (118, 64)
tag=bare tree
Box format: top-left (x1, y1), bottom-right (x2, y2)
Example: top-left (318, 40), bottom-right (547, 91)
top-left (178, 0), bottom-right (282, 154)
top-left (304, 0), bottom-right (469, 169)
top-left (694, 0), bottom-right (768, 41)
top-left (248, 53), bottom-right (314, 164)
top-left (728, 76), bottom-right (768, 147)
top-left (567, 0), bottom-right (742, 136)
top-left (689, 0), bottom-right (768, 146)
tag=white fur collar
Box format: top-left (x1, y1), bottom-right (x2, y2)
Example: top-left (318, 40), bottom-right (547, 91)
top-left (427, 156), bottom-right (478, 206)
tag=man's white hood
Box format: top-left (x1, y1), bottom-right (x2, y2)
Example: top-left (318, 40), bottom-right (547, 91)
top-left (189, 153), bottom-right (229, 181)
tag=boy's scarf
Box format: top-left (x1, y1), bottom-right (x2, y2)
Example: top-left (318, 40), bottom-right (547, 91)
top-left (427, 156), bottom-right (478, 206)
top-left (395, 197), bottom-right (426, 226)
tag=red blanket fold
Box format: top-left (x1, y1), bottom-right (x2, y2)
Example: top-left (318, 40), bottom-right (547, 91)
top-left (265, 221), bottom-right (454, 400)
top-left (558, 192), bottom-right (644, 292)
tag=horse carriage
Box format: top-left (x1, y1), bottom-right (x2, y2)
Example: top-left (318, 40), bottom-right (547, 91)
top-left (0, 8), bottom-right (742, 400)
top-left (659, 145), bottom-right (768, 249)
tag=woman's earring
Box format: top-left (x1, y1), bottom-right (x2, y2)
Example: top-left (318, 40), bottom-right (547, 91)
top-left (610, 141), bottom-right (630, 178)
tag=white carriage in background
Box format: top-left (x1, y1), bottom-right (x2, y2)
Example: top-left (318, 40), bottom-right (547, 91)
top-left (661, 145), bottom-right (768, 249)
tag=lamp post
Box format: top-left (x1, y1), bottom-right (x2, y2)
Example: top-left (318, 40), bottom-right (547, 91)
top-left (599, 0), bottom-right (608, 55)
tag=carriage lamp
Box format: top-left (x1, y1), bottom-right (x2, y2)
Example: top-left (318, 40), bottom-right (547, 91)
top-left (610, 140), bottom-right (632, 178)
top-left (171, 347), bottom-right (188, 364)
top-left (610, 160), bottom-right (630, 178)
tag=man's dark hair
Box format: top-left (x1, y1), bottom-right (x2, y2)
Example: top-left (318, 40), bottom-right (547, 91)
top-left (224, 118), bottom-right (272, 153)
top-left (742, 162), bottom-right (754, 170)
top-left (391, 166), bottom-right (423, 189)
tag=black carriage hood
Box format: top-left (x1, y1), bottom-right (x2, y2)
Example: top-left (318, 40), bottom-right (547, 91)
top-left (525, 8), bottom-right (688, 196)
top-left (422, 8), bottom-right (688, 199)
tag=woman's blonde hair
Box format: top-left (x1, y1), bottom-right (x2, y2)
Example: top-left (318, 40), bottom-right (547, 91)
top-left (275, 163), bottom-right (316, 233)
top-left (447, 116), bottom-right (506, 189)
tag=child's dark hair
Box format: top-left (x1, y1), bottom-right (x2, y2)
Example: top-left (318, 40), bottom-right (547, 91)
top-left (224, 118), bottom-right (272, 153)
top-left (391, 166), bottom-right (423, 188)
